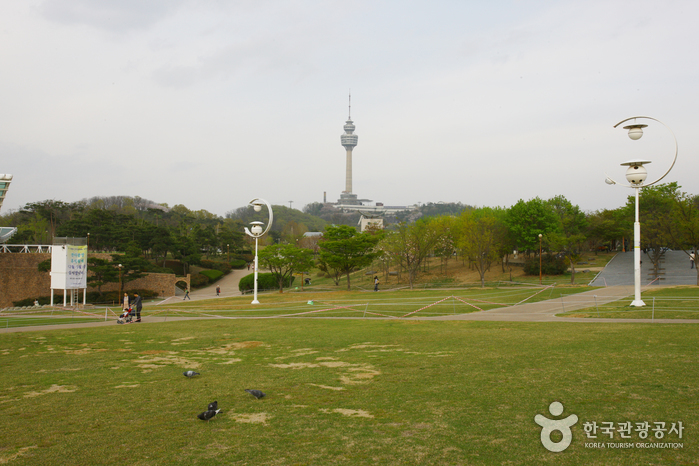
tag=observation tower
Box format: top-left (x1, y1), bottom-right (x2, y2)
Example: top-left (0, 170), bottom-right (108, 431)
top-left (339, 95), bottom-right (360, 205)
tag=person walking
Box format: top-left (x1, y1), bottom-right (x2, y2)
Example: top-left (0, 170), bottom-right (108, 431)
top-left (122, 293), bottom-right (130, 312)
top-left (374, 276), bottom-right (379, 292)
top-left (216, 286), bottom-right (220, 297)
top-left (132, 293), bottom-right (143, 322)
top-left (691, 252), bottom-right (695, 269)
top-left (183, 289), bottom-right (190, 300)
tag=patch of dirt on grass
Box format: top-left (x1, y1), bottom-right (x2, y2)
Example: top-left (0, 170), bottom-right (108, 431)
top-left (35, 368), bottom-right (82, 373)
top-left (202, 341), bottom-right (265, 355)
top-left (114, 384), bottom-right (140, 389)
top-left (270, 359), bottom-right (380, 385)
top-left (337, 343), bottom-right (401, 352)
top-left (275, 348), bottom-right (319, 360)
top-left (216, 359), bottom-right (242, 364)
top-left (339, 366), bottom-right (381, 385)
top-left (134, 355), bottom-right (201, 371)
top-left (231, 413), bottom-right (270, 424)
top-left (269, 362), bottom-right (319, 369)
top-left (140, 350), bottom-right (169, 355)
top-left (322, 408), bottom-right (374, 418)
top-left (23, 384), bottom-right (77, 398)
top-left (308, 384), bottom-right (345, 391)
top-left (0, 445), bottom-right (38, 464)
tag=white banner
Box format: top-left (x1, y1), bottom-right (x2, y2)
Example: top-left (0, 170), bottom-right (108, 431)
top-left (66, 245), bottom-right (87, 289)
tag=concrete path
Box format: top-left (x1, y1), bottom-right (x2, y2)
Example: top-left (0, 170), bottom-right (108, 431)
top-left (156, 268), bottom-right (254, 305)
top-left (590, 250), bottom-right (698, 286)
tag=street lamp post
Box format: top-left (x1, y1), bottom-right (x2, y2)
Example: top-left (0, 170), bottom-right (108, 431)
top-left (605, 116), bottom-right (678, 307)
top-left (243, 198), bottom-right (273, 304)
top-left (227, 244), bottom-right (230, 263)
top-left (538, 234), bottom-right (543, 285)
top-left (117, 264), bottom-right (123, 298)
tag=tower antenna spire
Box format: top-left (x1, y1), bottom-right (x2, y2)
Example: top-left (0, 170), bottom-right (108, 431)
top-left (348, 90), bottom-right (351, 119)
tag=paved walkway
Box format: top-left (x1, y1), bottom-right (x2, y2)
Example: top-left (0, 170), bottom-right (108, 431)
top-left (590, 250), bottom-right (698, 286)
top-left (157, 268), bottom-right (255, 305)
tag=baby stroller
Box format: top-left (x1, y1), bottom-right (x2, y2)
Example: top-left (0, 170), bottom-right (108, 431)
top-left (117, 307), bottom-right (134, 324)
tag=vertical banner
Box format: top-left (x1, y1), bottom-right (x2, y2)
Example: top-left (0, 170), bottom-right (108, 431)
top-left (66, 245), bottom-right (87, 289)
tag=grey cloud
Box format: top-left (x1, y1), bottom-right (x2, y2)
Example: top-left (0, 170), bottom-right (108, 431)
top-left (41, 0), bottom-right (186, 33)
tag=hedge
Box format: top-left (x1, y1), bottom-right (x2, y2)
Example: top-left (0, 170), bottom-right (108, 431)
top-left (12, 289), bottom-right (159, 307)
top-left (524, 255), bottom-right (568, 275)
top-left (230, 259), bottom-right (247, 269)
top-left (200, 269), bottom-right (224, 281)
top-left (238, 273), bottom-right (295, 293)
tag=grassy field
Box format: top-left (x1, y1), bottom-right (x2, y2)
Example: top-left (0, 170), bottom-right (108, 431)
top-left (558, 286), bottom-right (699, 320)
top-left (0, 318), bottom-right (696, 465)
top-left (2, 285), bottom-right (588, 328)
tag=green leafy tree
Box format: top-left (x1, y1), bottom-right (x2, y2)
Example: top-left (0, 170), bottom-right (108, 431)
top-left (87, 257), bottom-right (119, 296)
top-left (628, 183), bottom-right (679, 278)
top-left (259, 244), bottom-right (315, 292)
top-left (505, 197), bottom-right (561, 254)
top-left (545, 195), bottom-right (589, 284)
top-left (380, 220), bottom-right (440, 289)
top-left (457, 207), bottom-right (508, 287)
top-left (318, 225), bottom-right (380, 290)
top-left (668, 190), bottom-right (699, 285)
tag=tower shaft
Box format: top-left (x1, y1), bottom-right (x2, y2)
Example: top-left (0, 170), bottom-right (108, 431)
top-left (345, 149), bottom-right (353, 193)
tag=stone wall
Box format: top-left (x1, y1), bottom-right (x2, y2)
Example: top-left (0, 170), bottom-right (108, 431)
top-left (0, 253), bottom-right (189, 307)
top-left (0, 253), bottom-right (51, 308)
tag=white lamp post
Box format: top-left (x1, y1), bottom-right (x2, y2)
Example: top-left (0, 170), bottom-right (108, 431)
top-left (605, 117), bottom-right (678, 307)
top-left (243, 198), bottom-right (273, 304)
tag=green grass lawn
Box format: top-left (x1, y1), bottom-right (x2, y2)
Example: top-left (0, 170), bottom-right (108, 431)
top-left (1, 286), bottom-right (589, 328)
top-left (145, 286), bottom-right (592, 319)
top-left (558, 286), bottom-right (699, 319)
top-left (0, 319), bottom-right (696, 465)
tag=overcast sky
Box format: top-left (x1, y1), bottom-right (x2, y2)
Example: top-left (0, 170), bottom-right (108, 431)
top-left (1, 0), bottom-right (697, 217)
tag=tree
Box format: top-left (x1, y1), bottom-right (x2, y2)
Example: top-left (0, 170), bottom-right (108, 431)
top-left (432, 215), bottom-right (458, 275)
top-left (587, 208), bottom-right (630, 253)
top-left (628, 183), bottom-right (679, 278)
top-left (456, 207), bottom-right (508, 287)
top-left (318, 225), bottom-right (379, 290)
top-left (112, 253), bottom-right (149, 296)
top-left (86, 257), bottom-right (119, 296)
top-left (668, 190), bottom-right (699, 285)
top-left (258, 244), bottom-right (315, 292)
top-left (381, 220), bottom-right (440, 289)
top-left (505, 197), bottom-right (561, 254)
top-left (545, 195), bottom-right (589, 284)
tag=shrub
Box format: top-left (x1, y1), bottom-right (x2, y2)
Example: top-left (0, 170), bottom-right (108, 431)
top-left (524, 255), bottom-right (568, 275)
top-left (200, 269), bottom-right (224, 282)
top-left (200, 260), bottom-right (232, 274)
top-left (190, 273), bottom-right (210, 288)
top-left (230, 259), bottom-right (247, 269)
top-left (12, 289), bottom-right (159, 307)
top-left (238, 273), bottom-right (295, 293)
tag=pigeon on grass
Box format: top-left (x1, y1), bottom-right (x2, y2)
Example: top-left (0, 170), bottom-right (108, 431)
top-left (197, 409), bottom-right (221, 421)
top-left (198, 401), bottom-right (221, 421)
top-left (183, 371), bottom-right (200, 378)
top-left (245, 389), bottom-right (266, 399)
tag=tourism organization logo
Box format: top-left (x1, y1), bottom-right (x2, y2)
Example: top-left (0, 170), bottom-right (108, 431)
top-left (534, 401), bottom-right (578, 452)
top-left (534, 402), bottom-right (685, 452)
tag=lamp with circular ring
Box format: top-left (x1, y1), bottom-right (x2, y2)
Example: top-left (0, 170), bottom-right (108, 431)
top-left (243, 199), bottom-right (273, 304)
top-left (605, 117), bottom-right (678, 307)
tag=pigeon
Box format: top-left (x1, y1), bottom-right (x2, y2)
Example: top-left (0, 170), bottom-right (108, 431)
top-left (245, 389), bottom-right (266, 399)
top-left (197, 409), bottom-right (221, 421)
top-left (208, 400), bottom-right (218, 411)
top-left (183, 371), bottom-right (200, 378)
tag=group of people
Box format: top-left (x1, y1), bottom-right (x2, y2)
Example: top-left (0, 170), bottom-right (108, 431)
top-left (119, 292), bottom-right (142, 323)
